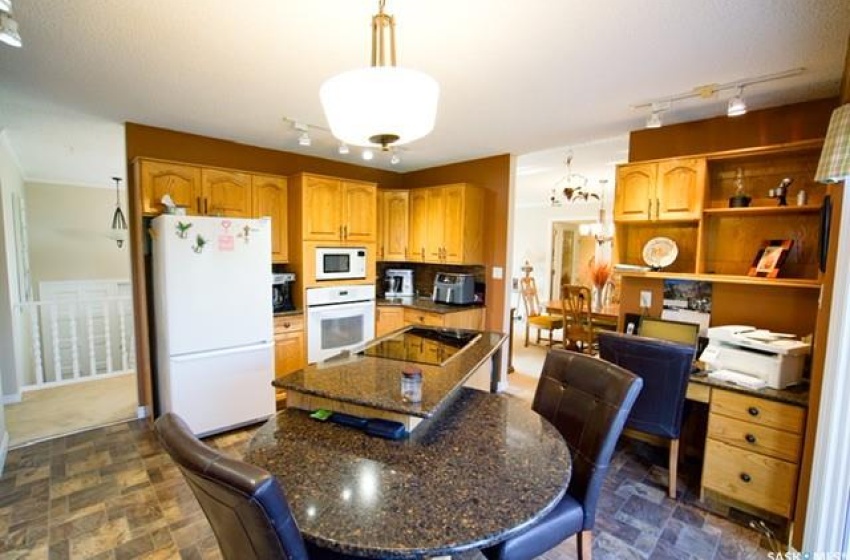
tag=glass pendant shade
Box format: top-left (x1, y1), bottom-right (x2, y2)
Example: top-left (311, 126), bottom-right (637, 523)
top-left (320, 0), bottom-right (439, 150)
top-left (321, 66), bottom-right (438, 148)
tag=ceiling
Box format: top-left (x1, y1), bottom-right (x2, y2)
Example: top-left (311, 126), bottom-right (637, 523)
top-left (0, 1), bottom-right (847, 205)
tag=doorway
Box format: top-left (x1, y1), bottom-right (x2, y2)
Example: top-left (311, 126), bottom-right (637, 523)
top-left (549, 222), bottom-right (580, 301)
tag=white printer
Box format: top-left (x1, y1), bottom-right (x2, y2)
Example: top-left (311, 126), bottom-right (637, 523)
top-left (699, 325), bottom-right (810, 389)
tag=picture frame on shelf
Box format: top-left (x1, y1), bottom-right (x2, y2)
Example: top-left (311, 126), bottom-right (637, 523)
top-left (748, 239), bottom-right (794, 278)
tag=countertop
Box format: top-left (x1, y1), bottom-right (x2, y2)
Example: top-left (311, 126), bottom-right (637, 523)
top-left (273, 309), bottom-right (303, 317)
top-left (690, 374), bottom-right (809, 407)
top-left (245, 388), bottom-right (571, 559)
top-left (274, 328), bottom-right (507, 418)
top-left (377, 296), bottom-right (485, 314)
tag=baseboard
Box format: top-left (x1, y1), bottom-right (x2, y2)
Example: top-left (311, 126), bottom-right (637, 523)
top-left (0, 430), bottom-right (9, 477)
top-left (2, 393), bottom-right (22, 406)
top-left (136, 405), bottom-right (150, 419)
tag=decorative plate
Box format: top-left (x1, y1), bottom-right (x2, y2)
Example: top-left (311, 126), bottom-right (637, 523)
top-left (642, 237), bottom-right (678, 269)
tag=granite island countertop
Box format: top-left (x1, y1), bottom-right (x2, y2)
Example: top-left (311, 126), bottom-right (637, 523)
top-left (245, 388), bottom-right (571, 559)
top-left (274, 328), bottom-right (507, 420)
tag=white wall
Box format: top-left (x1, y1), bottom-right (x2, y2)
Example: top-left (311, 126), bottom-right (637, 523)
top-left (26, 181), bottom-right (130, 292)
top-left (0, 133), bottom-right (25, 398)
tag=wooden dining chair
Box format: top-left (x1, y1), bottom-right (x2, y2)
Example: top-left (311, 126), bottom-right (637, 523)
top-left (560, 284), bottom-right (596, 354)
top-left (519, 276), bottom-right (564, 347)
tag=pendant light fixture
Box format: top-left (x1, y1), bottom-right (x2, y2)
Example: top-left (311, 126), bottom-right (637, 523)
top-left (110, 177), bottom-right (128, 248)
top-left (320, 0), bottom-right (439, 150)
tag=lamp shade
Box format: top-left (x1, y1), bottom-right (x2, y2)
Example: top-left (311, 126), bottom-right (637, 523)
top-left (815, 103), bottom-right (850, 183)
top-left (320, 66), bottom-right (439, 148)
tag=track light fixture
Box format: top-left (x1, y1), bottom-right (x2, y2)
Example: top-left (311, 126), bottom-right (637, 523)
top-left (634, 67), bottom-right (803, 127)
top-left (0, 0), bottom-right (22, 48)
top-left (390, 151), bottom-right (400, 165)
top-left (282, 116), bottom-right (405, 166)
top-left (362, 149), bottom-right (375, 161)
top-left (727, 86), bottom-right (747, 117)
top-left (338, 142), bottom-right (350, 155)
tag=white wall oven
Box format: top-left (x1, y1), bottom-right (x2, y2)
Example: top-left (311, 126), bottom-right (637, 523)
top-left (315, 246), bottom-right (367, 281)
top-left (306, 285), bottom-right (375, 363)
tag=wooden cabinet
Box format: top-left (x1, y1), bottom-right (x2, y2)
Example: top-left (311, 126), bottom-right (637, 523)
top-left (376, 306), bottom-right (405, 337)
top-left (408, 184), bottom-right (485, 265)
top-left (201, 168), bottom-right (252, 217)
top-left (137, 159), bottom-right (202, 216)
top-left (403, 307), bottom-right (485, 330)
top-left (702, 389), bottom-right (806, 518)
top-left (294, 174), bottom-right (377, 243)
top-left (136, 158), bottom-right (252, 218)
top-left (408, 188), bottom-right (429, 262)
top-left (614, 158), bottom-right (705, 222)
top-left (378, 190), bottom-right (409, 261)
top-left (252, 174), bottom-right (288, 263)
top-left (274, 314), bottom-right (305, 389)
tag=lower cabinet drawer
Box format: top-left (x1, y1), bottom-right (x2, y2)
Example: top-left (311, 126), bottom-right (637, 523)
top-left (274, 315), bottom-right (304, 335)
top-left (708, 413), bottom-right (803, 463)
top-left (404, 309), bottom-right (443, 327)
top-left (703, 439), bottom-right (798, 518)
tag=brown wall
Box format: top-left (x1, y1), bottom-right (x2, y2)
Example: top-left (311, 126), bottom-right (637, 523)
top-left (629, 97), bottom-right (838, 162)
top-left (125, 123), bottom-right (404, 187)
top-left (402, 155), bottom-right (512, 332)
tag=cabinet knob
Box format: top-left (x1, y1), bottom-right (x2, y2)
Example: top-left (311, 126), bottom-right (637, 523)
top-left (647, 199), bottom-right (652, 218)
top-left (739, 473), bottom-right (752, 483)
top-left (747, 406), bottom-right (760, 417)
top-left (745, 433), bottom-right (757, 444)
top-left (283, 322), bottom-right (291, 328)
top-left (655, 197), bottom-right (660, 220)
top-left (197, 196), bottom-right (202, 214)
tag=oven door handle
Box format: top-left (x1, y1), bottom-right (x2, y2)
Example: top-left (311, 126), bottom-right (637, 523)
top-left (307, 300), bottom-right (375, 311)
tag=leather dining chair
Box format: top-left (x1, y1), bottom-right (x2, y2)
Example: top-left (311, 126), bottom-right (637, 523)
top-left (519, 275), bottom-right (564, 347)
top-left (560, 284), bottom-right (596, 354)
top-left (597, 331), bottom-right (695, 499)
top-left (155, 412), bottom-right (355, 560)
top-left (482, 348), bottom-right (643, 560)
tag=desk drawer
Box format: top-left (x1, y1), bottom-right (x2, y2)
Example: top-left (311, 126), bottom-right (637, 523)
top-left (703, 439), bottom-right (798, 518)
top-left (711, 389), bottom-right (805, 433)
top-left (708, 413), bottom-right (803, 463)
top-left (274, 315), bottom-right (304, 334)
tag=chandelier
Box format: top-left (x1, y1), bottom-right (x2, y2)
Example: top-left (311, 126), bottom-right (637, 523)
top-left (578, 180), bottom-right (614, 245)
top-left (549, 152), bottom-right (599, 206)
top-left (320, 0), bottom-right (439, 150)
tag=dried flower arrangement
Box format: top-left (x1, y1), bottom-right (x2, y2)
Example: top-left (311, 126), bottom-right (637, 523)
top-left (589, 259), bottom-right (613, 289)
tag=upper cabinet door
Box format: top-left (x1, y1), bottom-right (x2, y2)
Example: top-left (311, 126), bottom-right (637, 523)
top-left (614, 163), bottom-right (656, 222)
top-left (442, 185), bottom-right (466, 263)
top-left (408, 189), bottom-right (429, 262)
top-left (656, 158), bottom-right (706, 221)
top-left (138, 160), bottom-right (202, 216)
top-left (202, 169), bottom-right (252, 217)
top-left (425, 187), bottom-right (446, 261)
top-left (382, 190), bottom-right (409, 261)
top-left (303, 176), bottom-right (343, 241)
top-left (342, 181), bottom-right (377, 243)
top-left (252, 174), bottom-right (288, 263)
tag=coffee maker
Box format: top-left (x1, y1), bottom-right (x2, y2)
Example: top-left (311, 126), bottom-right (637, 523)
top-left (384, 269), bottom-right (415, 297)
top-left (272, 273), bottom-right (296, 312)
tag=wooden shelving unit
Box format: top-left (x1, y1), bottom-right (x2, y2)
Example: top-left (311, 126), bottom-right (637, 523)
top-left (617, 270), bottom-right (822, 290)
top-left (702, 205), bottom-right (822, 216)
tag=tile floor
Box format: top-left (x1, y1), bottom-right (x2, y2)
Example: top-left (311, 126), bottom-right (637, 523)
top-left (0, 337), bottom-right (775, 559)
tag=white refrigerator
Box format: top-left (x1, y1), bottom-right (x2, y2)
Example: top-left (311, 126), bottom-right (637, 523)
top-left (152, 214), bottom-right (275, 436)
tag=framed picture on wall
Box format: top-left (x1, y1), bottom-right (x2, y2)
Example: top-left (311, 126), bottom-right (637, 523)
top-left (748, 239), bottom-right (794, 278)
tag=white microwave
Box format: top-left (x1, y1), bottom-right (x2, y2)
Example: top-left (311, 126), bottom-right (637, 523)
top-left (315, 247), bottom-right (368, 281)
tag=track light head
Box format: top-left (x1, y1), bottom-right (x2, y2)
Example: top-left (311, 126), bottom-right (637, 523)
top-left (338, 142), bottom-right (350, 155)
top-left (362, 149), bottom-right (374, 161)
top-left (727, 86), bottom-right (747, 117)
top-left (646, 112), bottom-right (662, 129)
top-left (298, 131), bottom-right (312, 146)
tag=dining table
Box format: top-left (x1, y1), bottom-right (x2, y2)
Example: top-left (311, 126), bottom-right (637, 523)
top-left (244, 387), bottom-right (572, 559)
top-left (545, 300), bottom-right (620, 328)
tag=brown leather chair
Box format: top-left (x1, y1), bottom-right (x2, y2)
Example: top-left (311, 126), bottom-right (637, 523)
top-left (155, 412), bottom-right (354, 560)
top-left (520, 276), bottom-right (564, 346)
top-left (482, 349), bottom-right (643, 560)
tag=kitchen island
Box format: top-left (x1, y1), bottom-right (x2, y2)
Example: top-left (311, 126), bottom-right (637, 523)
top-left (274, 326), bottom-right (507, 432)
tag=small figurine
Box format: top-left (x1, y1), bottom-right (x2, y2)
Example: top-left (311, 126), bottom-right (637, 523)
top-left (768, 177), bottom-right (794, 206)
top-left (728, 168), bottom-right (751, 208)
top-left (192, 235), bottom-right (207, 254)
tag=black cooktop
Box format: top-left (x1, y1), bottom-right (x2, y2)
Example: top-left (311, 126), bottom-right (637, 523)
top-left (362, 327), bottom-right (480, 366)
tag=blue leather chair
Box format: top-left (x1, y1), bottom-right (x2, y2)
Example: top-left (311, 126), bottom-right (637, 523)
top-left (597, 331), bottom-right (695, 499)
top-left (482, 348), bottom-right (642, 560)
top-left (155, 412), bottom-right (355, 560)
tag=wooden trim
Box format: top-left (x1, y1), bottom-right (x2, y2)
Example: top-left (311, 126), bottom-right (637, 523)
top-left (617, 271), bottom-right (821, 289)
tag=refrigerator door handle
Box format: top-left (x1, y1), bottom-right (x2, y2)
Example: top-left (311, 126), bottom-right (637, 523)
top-left (171, 342), bottom-right (273, 362)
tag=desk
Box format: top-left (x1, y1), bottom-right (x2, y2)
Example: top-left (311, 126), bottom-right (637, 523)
top-left (245, 388), bottom-right (571, 559)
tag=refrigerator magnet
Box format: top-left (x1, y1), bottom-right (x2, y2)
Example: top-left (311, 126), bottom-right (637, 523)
top-left (218, 220), bottom-right (234, 251)
top-left (175, 221), bottom-right (192, 239)
top-left (192, 235), bottom-right (208, 254)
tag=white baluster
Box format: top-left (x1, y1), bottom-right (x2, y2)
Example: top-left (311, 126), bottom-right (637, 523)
top-left (49, 303), bottom-right (61, 383)
top-left (69, 301), bottom-right (80, 379)
top-left (103, 300), bottom-right (113, 375)
top-left (29, 304), bottom-right (44, 386)
top-left (86, 303), bottom-right (96, 376)
top-left (118, 299), bottom-right (129, 372)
